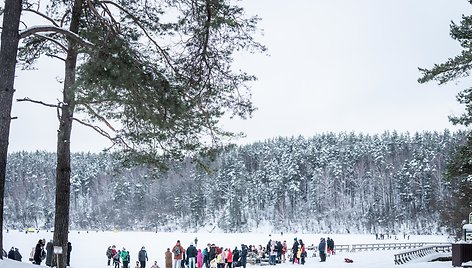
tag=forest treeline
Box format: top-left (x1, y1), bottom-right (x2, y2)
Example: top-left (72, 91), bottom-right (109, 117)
top-left (4, 130), bottom-right (464, 234)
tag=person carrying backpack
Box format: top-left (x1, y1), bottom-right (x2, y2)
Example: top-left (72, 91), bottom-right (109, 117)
top-left (121, 248), bottom-right (130, 268)
top-left (172, 240), bottom-right (185, 268)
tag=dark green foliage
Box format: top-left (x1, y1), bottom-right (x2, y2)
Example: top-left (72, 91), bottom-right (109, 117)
top-left (441, 134), bottom-right (472, 236)
top-left (18, 0), bottom-right (265, 169)
top-left (418, 0), bottom-right (472, 234)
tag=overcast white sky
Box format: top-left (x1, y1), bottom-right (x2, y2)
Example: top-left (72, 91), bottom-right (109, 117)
top-left (7, 0), bottom-right (472, 152)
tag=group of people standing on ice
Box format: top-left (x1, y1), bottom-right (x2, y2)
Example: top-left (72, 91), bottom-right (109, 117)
top-left (29, 239), bottom-right (72, 266)
top-left (106, 236), bottom-right (335, 268)
top-left (317, 237), bottom-right (335, 263)
top-left (106, 245), bottom-right (159, 268)
top-left (169, 240), bottom-right (249, 268)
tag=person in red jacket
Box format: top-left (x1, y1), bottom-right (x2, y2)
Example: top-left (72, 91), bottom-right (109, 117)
top-left (225, 249), bottom-right (233, 268)
top-left (172, 240), bottom-right (185, 268)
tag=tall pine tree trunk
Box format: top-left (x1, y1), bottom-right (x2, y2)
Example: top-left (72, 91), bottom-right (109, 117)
top-left (52, 0), bottom-right (82, 267)
top-left (0, 0), bottom-right (22, 257)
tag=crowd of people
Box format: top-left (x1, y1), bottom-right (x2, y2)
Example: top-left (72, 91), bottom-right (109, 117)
top-left (170, 240), bottom-right (249, 268)
top-left (105, 236), bottom-right (335, 268)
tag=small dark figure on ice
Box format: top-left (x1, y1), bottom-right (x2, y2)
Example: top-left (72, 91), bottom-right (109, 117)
top-left (318, 238), bottom-right (326, 262)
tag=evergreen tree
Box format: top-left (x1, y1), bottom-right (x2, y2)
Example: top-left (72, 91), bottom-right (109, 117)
top-left (418, 0), bottom-right (472, 232)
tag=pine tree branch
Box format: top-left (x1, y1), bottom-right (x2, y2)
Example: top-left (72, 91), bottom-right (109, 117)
top-left (86, 0), bottom-right (119, 34)
top-left (72, 117), bottom-right (114, 141)
top-left (34, 33), bottom-right (68, 51)
top-left (99, 0), bottom-right (178, 75)
top-left (82, 103), bottom-right (116, 132)
top-left (72, 117), bottom-right (132, 151)
top-left (19, 25), bottom-right (94, 48)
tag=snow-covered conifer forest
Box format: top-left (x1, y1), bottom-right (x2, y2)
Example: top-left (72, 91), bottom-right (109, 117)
top-left (4, 131), bottom-right (463, 234)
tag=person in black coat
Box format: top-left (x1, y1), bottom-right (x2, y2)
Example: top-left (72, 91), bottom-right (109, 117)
top-left (276, 241), bottom-right (283, 263)
top-left (14, 248), bottom-right (22, 261)
top-left (232, 247), bottom-right (240, 267)
top-left (239, 244), bottom-right (247, 268)
top-left (291, 238), bottom-right (299, 264)
top-left (8, 247), bottom-right (15, 259)
top-left (209, 244), bottom-right (216, 261)
top-left (138, 246), bottom-right (149, 268)
top-left (318, 238), bottom-right (326, 262)
top-left (33, 239), bottom-right (45, 265)
top-left (67, 242), bottom-right (72, 266)
top-left (186, 243), bottom-right (198, 268)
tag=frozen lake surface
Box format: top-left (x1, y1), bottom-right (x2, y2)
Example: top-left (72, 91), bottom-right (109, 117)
top-left (1, 230), bottom-right (454, 268)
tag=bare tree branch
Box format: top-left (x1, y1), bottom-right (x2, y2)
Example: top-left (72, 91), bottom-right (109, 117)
top-left (46, 53), bottom-right (66, 62)
top-left (60, 10), bottom-right (70, 27)
top-left (16, 97), bottom-right (60, 108)
top-left (23, 8), bottom-right (60, 27)
top-left (19, 25), bottom-right (94, 48)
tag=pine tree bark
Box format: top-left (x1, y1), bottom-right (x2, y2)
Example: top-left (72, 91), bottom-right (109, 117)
top-left (52, 0), bottom-right (82, 267)
top-left (0, 0), bottom-right (23, 258)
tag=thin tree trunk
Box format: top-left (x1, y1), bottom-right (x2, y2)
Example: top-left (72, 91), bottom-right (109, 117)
top-left (0, 0), bottom-right (23, 258)
top-left (52, 0), bottom-right (82, 267)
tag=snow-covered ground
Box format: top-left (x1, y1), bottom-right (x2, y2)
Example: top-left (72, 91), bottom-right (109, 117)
top-left (0, 230), bottom-right (454, 268)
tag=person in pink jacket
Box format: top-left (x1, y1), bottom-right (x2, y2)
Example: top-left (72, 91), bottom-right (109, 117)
top-left (197, 249), bottom-right (203, 268)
